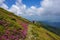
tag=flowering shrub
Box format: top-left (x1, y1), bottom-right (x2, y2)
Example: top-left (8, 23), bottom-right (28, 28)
top-left (0, 20), bottom-right (28, 40)
top-left (0, 28), bottom-right (24, 40)
top-left (20, 22), bottom-right (28, 37)
top-left (0, 8), bottom-right (29, 40)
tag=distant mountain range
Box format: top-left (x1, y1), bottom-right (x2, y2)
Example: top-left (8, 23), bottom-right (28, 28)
top-left (45, 22), bottom-right (60, 28)
top-left (41, 21), bottom-right (60, 28)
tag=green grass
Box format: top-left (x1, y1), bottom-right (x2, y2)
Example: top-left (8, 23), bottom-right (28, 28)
top-left (0, 8), bottom-right (23, 36)
top-left (0, 8), bottom-right (60, 40)
top-left (25, 24), bottom-right (60, 40)
top-left (0, 25), bottom-right (5, 35)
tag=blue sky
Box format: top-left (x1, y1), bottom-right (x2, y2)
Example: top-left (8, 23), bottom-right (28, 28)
top-left (5, 0), bottom-right (42, 8)
top-left (22, 0), bottom-right (42, 8)
top-left (5, 0), bottom-right (16, 8)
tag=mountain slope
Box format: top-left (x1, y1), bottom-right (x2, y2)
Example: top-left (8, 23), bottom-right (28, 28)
top-left (0, 8), bottom-right (60, 40)
top-left (25, 24), bottom-right (60, 40)
top-left (36, 21), bottom-right (60, 36)
top-left (0, 8), bottom-right (29, 40)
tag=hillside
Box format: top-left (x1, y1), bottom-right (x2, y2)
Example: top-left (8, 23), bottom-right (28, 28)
top-left (0, 8), bottom-right (29, 40)
top-left (0, 8), bottom-right (60, 40)
top-left (25, 24), bottom-right (60, 40)
top-left (35, 21), bottom-right (60, 36)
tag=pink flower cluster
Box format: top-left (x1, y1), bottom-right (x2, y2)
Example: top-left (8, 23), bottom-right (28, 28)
top-left (20, 22), bottom-right (28, 38)
top-left (0, 28), bottom-right (24, 40)
top-left (0, 20), bottom-right (28, 40)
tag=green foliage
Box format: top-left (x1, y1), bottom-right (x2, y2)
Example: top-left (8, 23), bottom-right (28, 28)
top-left (0, 14), bottom-right (4, 20)
top-left (11, 18), bottom-right (16, 21)
top-left (0, 25), bottom-right (5, 36)
top-left (0, 8), bottom-right (23, 32)
top-left (26, 24), bottom-right (60, 40)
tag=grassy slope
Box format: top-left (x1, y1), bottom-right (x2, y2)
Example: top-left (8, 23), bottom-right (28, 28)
top-left (0, 8), bottom-right (60, 40)
top-left (0, 8), bottom-right (29, 40)
top-left (36, 22), bottom-right (60, 36)
top-left (26, 24), bottom-right (60, 40)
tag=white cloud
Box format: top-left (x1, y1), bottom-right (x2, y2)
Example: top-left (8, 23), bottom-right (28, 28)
top-left (0, 0), bottom-right (5, 4)
top-left (39, 0), bottom-right (60, 22)
top-left (6, 0), bottom-right (60, 22)
top-left (0, 0), bottom-right (8, 10)
top-left (31, 6), bottom-right (36, 9)
top-left (0, 3), bottom-right (8, 10)
top-left (9, 5), bottom-right (19, 14)
top-left (9, 0), bottom-right (27, 16)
